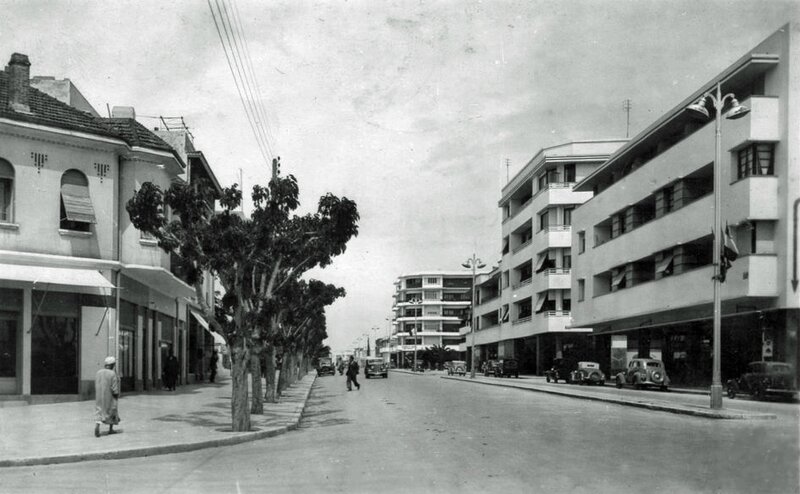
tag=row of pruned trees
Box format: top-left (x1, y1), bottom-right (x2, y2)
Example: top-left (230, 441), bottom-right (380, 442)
top-left (127, 158), bottom-right (358, 431)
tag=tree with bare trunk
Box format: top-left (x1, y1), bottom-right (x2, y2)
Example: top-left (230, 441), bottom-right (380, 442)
top-left (126, 158), bottom-right (358, 431)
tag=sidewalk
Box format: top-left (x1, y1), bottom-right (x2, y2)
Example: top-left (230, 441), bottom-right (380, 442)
top-left (395, 369), bottom-right (777, 420)
top-left (0, 371), bottom-right (316, 468)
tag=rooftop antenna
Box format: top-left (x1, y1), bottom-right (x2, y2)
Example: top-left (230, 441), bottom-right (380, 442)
top-left (505, 158), bottom-right (511, 183)
top-left (622, 99), bottom-right (632, 138)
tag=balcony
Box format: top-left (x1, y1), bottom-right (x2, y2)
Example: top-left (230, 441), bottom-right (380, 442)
top-left (539, 225), bottom-right (572, 249)
top-left (723, 96), bottom-right (780, 149)
top-left (532, 183), bottom-right (592, 211)
top-left (534, 311), bottom-right (573, 332)
top-left (723, 176), bottom-right (779, 223)
top-left (543, 268), bottom-right (571, 290)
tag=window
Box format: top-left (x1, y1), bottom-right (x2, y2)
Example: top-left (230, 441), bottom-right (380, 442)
top-left (655, 252), bottom-right (674, 277)
top-left (611, 268), bottom-right (627, 290)
top-left (577, 279), bottom-right (585, 301)
top-left (562, 253), bottom-right (572, 269)
top-left (424, 290), bottom-right (439, 300)
top-left (60, 170), bottom-right (95, 232)
top-left (539, 210), bottom-right (549, 231)
top-left (737, 143), bottom-right (775, 179)
top-left (0, 159), bottom-right (14, 222)
top-left (663, 186), bottom-right (674, 213)
top-left (405, 278), bottom-right (422, 288)
top-left (563, 163), bottom-right (576, 183)
top-left (425, 277), bottom-right (438, 285)
top-left (578, 231), bottom-right (586, 254)
top-left (563, 207), bottom-right (574, 226)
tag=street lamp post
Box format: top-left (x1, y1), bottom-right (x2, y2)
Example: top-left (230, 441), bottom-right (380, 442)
top-left (409, 298), bottom-right (422, 371)
top-left (462, 254), bottom-right (486, 379)
top-left (686, 82), bottom-right (749, 409)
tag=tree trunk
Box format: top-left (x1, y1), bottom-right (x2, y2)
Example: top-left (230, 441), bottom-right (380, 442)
top-left (230, 341), bottom-right (251, 431)
top-left (264, 345), bottom-right (277, 403)
top-left (250, 350), bottom-right (263, 414)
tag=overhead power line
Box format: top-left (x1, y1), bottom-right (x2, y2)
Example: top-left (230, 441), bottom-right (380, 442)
top-left (207, 0), bottom-right (275, 169)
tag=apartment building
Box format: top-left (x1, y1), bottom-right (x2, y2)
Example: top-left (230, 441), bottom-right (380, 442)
top-left (0, 53), bottom-right (221, 402)
top-left (390, 271), bottom-right (483, 368)
top-left (570, 24), bottom-right (800, 386)
top-left (473, 140), bottom-right (626, 374)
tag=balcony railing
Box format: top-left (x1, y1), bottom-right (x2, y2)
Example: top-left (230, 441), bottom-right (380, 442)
top-left (546, 225), bottom-right (571, 233)
top-left (477, 294), bottom-right (499, 306)
top-left (544, 268), bottom-right (570, 276)
top-left (542, 310), bottom-right (570, 318)
top-left (512, 239), bottom-right (532, 253)
top-left (512, 315), bottom-right (532, 325)
top-left (512, 277), bottom-right (532, 289)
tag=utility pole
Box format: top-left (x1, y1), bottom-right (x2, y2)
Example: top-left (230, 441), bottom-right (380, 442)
top-left (622, 99), bottom-right (632, 138)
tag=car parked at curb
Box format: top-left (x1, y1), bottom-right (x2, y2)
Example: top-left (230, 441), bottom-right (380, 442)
top-left (484, 358), bottom-right (519, 378)
top-left (447, 360), bottom-right (467, 376)
top-left (544, 357), bottom-right (577, 383)
top-left (615, 358), bottom-right (670, 391)
top-left (726, 361), bottom-right (798, 401)
top-left (569, 361), bottom-right (606, 385)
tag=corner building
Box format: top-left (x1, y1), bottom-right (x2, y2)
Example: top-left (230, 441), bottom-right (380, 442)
top-left (473, 140), bottom-right (625, 374)
top-left (570, 24), bottom-right (800, 386)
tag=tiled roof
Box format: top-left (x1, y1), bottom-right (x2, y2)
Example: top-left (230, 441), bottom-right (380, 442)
top-left (0, 71), bottom-right (119, 139)
top-left (0, 71), bottom-right (175, 155)
top-left (97, 118), bottom-right (174, 153)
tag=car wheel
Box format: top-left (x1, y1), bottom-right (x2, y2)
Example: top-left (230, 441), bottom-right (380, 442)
top-left (727, 386), bottom-right (736, 399)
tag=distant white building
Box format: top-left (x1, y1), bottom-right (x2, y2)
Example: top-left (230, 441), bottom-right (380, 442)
top-left (390, 271), bottom-right (487, 368)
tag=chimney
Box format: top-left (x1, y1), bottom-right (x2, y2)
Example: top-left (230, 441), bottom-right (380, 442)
top-left (111, 106), bottom-right (136, 119)
top-left (6, 53), bottom-right (31, 113)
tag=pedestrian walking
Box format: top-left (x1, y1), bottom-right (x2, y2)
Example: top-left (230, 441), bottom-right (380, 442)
top-left (94, 356), bottom-right (121, 437)
top-left (346, 355), bottom-right (360, 391)
top-left (163, 348), bottom-right (179, 391)
top-left (209, 349), bottom-right (219, 383)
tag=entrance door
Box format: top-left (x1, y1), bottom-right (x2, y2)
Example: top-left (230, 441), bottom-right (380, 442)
top-left (0, 313), bottom-right (18, 394)
top-left (31, 315), bottom-right (79, 394)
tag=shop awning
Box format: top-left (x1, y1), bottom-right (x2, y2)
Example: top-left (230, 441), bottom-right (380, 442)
top-left (0, 263), bottom-right (114, 288)
top-left (121, 264), bottom-right (196, 300)
top-left (191, 310), bottom-right (225, 345)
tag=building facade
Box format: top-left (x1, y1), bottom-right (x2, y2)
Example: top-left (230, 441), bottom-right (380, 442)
top-left (389, 271), bottom-right (483, 368)
top-left (0, 53), bottom-right (221, 402)
top-left (471, 141), bottom-right (626, 374)
top-left (570, 24), bottom-right (800, 386)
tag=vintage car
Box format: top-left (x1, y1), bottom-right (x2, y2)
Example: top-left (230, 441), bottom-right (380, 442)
top-left (364, 358), bottom-right (388, 379)
top-left (615, 358), bottom-right (670, 391)
top-left (726, 361), bottom-right (798, 401)
top-left (484, 359), bottom-right (519, 378)
top-left (544, 357), bottom-right (577, 383)
top-left (447, 360), bottom-right (467, 376)
top-left (569, 361), bottom-right (606, 385)
top-left (317, 357), bottom-right (335, 376)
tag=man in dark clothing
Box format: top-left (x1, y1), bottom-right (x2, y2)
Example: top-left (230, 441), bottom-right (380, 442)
top-left (346, 356), bottom-right (360, 391)
top-left (163, 349), bottom-right (179, 391)
top-left (209, 350), bottom-right (219, 383)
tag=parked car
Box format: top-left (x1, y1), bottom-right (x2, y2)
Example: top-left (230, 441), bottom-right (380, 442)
top-left (364, 358), bottom-right (388, 379)
top-left (317, 357), bottom-right (335, 376)
top-left (484, 359), bottom-right (520, 378)
top-left (447, 360), bottom-right (467, 376)
top-left (544, 357), bottom-right (577, 383)
top-left (569, 361), bottom-right (606, 385)
top-left (726, 361), bottom-right (798, 401)
top-left (615, 358), bottom-right (670, 391)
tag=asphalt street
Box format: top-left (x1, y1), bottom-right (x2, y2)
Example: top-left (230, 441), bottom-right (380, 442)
top-left (2, 371), bottom-right (798, 494)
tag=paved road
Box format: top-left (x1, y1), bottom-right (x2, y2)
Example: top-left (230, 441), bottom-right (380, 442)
top-left (3, 372), bottom-right (798, 493)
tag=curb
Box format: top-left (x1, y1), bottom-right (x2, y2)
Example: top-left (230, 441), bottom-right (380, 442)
top-left (0, 375), bottom-right (317, 468)
top-left (441, 375), bottom-right (777, 420)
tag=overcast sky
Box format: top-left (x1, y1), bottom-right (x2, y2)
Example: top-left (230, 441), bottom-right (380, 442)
top-left (1, 0), bottom-right (796, 353)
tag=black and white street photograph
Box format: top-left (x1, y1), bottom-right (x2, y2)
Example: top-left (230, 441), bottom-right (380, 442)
top-left (0, 1), bottom-right (798, 493)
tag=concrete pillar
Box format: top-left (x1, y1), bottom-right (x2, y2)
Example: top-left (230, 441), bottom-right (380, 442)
top-left (536, 335), bottom-right (543, 374)
top-left (21, 287), bottom-right (31, 395)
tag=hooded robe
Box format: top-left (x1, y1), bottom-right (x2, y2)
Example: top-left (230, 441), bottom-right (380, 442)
top-left (94, 368), bottom-right (121, 425)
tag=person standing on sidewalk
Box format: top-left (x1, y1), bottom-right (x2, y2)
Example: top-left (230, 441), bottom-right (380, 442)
top-left (94, 356), bottom-right (121, 437)
top-left (209, 350), bottom-right (219, 383)
top-left (163, 348), bottom-right (179, 391)
top-left (346, 356), bottom-right (360, 391)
